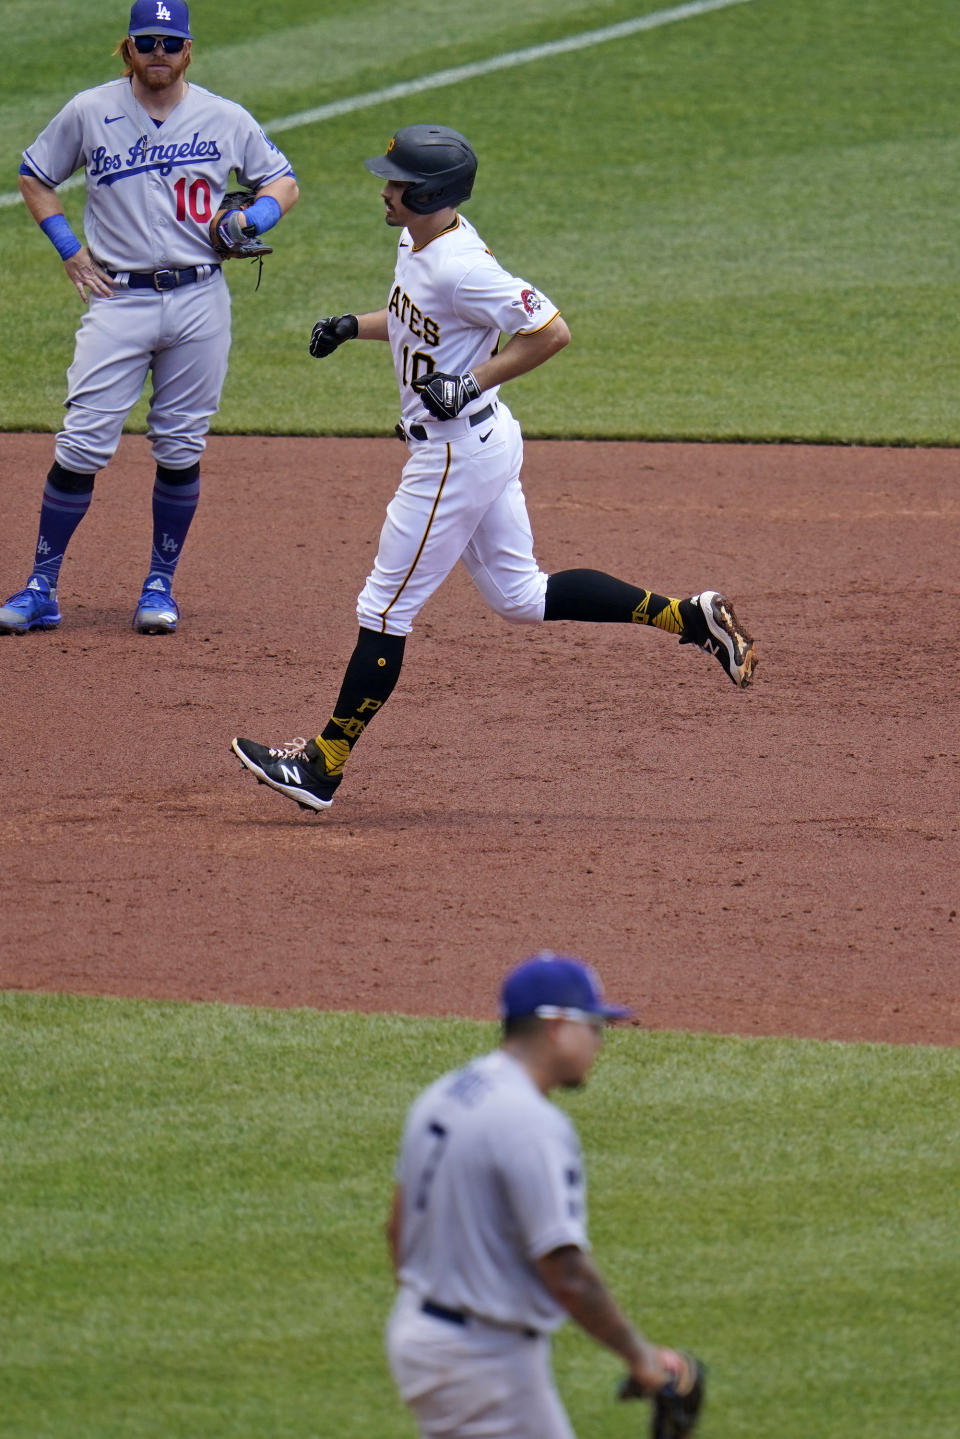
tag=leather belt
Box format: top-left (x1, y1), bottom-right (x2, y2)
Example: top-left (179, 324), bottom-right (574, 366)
top-left (399, 402), bottom-right (495, 443)
top-left (421, 1298), bottom-right (538, 1339)
top-left (108, 265), bottom-right (221, 291)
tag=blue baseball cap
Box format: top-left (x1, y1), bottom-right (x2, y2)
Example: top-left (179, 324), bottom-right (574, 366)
top-left (500, 952), bottom-right (631, 1022)
top-left (129, 0), bottom-right (192, 37)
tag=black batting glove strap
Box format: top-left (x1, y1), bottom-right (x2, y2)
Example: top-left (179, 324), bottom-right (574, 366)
top-left (309, 313), bottom-right (359, 358)
top-left (411, 369), bottom-right (481, 420)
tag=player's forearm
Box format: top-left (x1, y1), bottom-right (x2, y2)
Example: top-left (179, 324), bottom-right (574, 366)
top-left (471, 314), bottom-right (570, 391)
top-left (255, 174), bottom-right (299, 217)
top-left (19, 173), bottom-right (66, 225)
top-left (355, 310), bottom-right (390, 341)
top-left (535, 1246), bottom-right (662, 1374)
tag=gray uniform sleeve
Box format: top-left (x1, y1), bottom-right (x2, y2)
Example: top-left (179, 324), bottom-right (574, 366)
top-left (23, 99), bottom-right (85, 187)
top-left (233, 118), bottom-right (294, 191)
top-left (495, 1115), bottom-right (588, 1260)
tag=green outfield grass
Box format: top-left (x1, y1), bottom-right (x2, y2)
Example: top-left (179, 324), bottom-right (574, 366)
top-left (0, 0), bottom-right (957, 442)
top-left (2, 992), bottom-right (957, 1439)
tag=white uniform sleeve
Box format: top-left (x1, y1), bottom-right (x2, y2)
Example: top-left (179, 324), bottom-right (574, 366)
top-left (495, 1115), bottom-right (588, 1260)
top-left (23, 99), bottom-right (85, 187)
top-left (452, 253), bottom-right (560, 337)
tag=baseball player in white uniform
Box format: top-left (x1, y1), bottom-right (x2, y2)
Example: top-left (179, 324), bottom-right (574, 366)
top-left (230, 125), bottom-right (756, 812)
top-left (386, 952), bottom-right (700, 1439)
top-left (0, 0), bottom-right (298, 637)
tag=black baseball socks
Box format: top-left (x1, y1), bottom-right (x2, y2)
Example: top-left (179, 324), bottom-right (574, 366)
top-left (306, 627), bottom-right (407, 776)
top-left (543, 568), bottom-right (706, 640)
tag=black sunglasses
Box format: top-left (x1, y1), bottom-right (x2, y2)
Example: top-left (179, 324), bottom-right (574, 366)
top-left (131, 34), bottom-right (186, 53)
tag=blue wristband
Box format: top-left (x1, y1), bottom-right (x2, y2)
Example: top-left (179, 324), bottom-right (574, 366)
top-left (241, 194), bottom-right (282, 236)
top-left (40, 214), bottom-right (82, 261)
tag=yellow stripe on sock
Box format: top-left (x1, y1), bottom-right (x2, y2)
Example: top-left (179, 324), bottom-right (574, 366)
top-left (651, 598), bottom-right (683, 634)
top-left (314, 735), bottom-right (350, 775)
top-left (631, 594), bottom-right (683, 633)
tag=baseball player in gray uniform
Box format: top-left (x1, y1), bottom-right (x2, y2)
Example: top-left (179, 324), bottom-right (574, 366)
top-left (0, 0), bottom-right (298, 636)
top-left (231, 125), bottom-right (756, 812)
top-left (386, 952), bottom-right (701, 1439)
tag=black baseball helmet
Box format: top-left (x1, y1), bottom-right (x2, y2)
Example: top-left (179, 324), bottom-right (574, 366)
top-left (363, 124), bottom-right (477, 214)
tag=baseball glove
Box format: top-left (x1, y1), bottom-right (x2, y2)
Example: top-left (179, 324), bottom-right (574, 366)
top-left (209, 189), bottom-right (273, 260)
top-left (618, 1354), bottom-right (706, 1439)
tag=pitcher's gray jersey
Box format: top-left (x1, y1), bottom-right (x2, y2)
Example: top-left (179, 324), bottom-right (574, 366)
top-left (23, 77), bottom-right (292, 269)
top-left (395, 1049), bottom-right (588, 1332)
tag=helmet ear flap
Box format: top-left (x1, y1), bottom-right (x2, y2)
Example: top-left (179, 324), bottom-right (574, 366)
top-left (401, 178), bottom-right (458, 215)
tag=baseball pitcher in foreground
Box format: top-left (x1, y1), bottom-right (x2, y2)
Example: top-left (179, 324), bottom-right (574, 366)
top-left (231, 124), bottom-right (756, 812)
top-left (385, 952), bottom-right (706, 1439)
top-left (0, 0), bottom-right (297, 638)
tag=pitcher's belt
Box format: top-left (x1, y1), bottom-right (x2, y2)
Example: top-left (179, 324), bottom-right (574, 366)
top-left (421, 1298), bottom-right (538, 1339)
top-left (397, 402), bottom-right (496, 443)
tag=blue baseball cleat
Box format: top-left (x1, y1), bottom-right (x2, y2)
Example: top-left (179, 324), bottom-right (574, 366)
top-left (0, 577), bottom-right (62, 634)
top-left (132, 575), bottom-right (179, 634)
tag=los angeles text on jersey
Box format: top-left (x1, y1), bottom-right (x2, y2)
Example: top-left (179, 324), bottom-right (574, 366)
top-left (388, 286), bottom-right (440, 346)
top-left (89, 133), bottom-right (223, 185)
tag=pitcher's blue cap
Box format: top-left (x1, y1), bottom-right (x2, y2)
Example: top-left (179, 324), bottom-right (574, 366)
top-left (129, 0), bottom-right (192, 37)
top-left (500, 952), bottom-right (631, 1021)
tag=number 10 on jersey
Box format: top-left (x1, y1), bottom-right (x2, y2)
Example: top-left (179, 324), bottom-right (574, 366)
top-left (401, 345), bottom-right (436, 389)
top-left (173, 176), bottom-right (213, 224)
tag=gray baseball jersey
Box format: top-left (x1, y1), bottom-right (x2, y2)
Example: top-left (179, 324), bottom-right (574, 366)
top-left (394, 1049), bottom-right (589, 1332)
top-left (23, 77), bottom-right (292, 270)
top-left (22, 76), bottom-right (293, 476)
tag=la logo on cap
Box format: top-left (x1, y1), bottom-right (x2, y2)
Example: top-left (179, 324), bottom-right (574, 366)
top-left (129, 0), bottom-right (191, 36)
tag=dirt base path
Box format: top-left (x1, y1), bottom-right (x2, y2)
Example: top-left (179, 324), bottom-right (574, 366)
top-left (1, 433), bottom-right (956, 1044)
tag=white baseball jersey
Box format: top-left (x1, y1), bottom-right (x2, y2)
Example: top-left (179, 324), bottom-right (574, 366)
top-left (23, 78), bottom-right (292, 270)
top-left (388, 215), bottom-right (559, 427)
top-left (394, 1049), bottom-right (588, 1332)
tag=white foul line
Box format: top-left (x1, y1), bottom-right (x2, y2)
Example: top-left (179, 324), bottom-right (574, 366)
top-left (0, 0), bottom-right (757, 208)
top-left (265, 0), bottom-right (757, 133)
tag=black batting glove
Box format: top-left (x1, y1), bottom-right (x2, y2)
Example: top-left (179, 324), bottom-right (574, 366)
top-left (411, 370), bottom-right (482, 420)
top-left (309, 313), bottom-right (359, 358)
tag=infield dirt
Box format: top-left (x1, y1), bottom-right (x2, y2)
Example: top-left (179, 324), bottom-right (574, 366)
top-left (1, 433), bottom-right (956, 1044)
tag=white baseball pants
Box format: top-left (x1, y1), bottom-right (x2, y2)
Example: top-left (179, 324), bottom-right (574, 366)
top-left (357, 401), bottom-right (549, 637)
top-left (386, 1288), bottom-right (576, 1439)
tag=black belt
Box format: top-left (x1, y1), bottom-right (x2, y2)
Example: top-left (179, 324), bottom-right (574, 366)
top-left (403, 402), bottom-right (495, 443)
top-left (109, 265), bottom-right (220, 291)
top-left (421, 1299), bottom-right (538, 1339)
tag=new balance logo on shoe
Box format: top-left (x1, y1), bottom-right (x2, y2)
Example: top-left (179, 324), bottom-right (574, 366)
top-left (688, 590), bottom-right (757, 688)
top-left (230, 737), bottom-right (341, 813)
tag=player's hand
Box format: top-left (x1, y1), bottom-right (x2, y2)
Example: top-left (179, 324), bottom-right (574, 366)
top-left (63, 246), bottom-right (115, 303)
top-left (216, 208), bottom-right (257, 249)
top-left (412, 370), bottom-right (482, 420)
top-left (621, 1346), bottom-right (684, 1398)
top-left (309, 314), bottom-right (359, 358)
